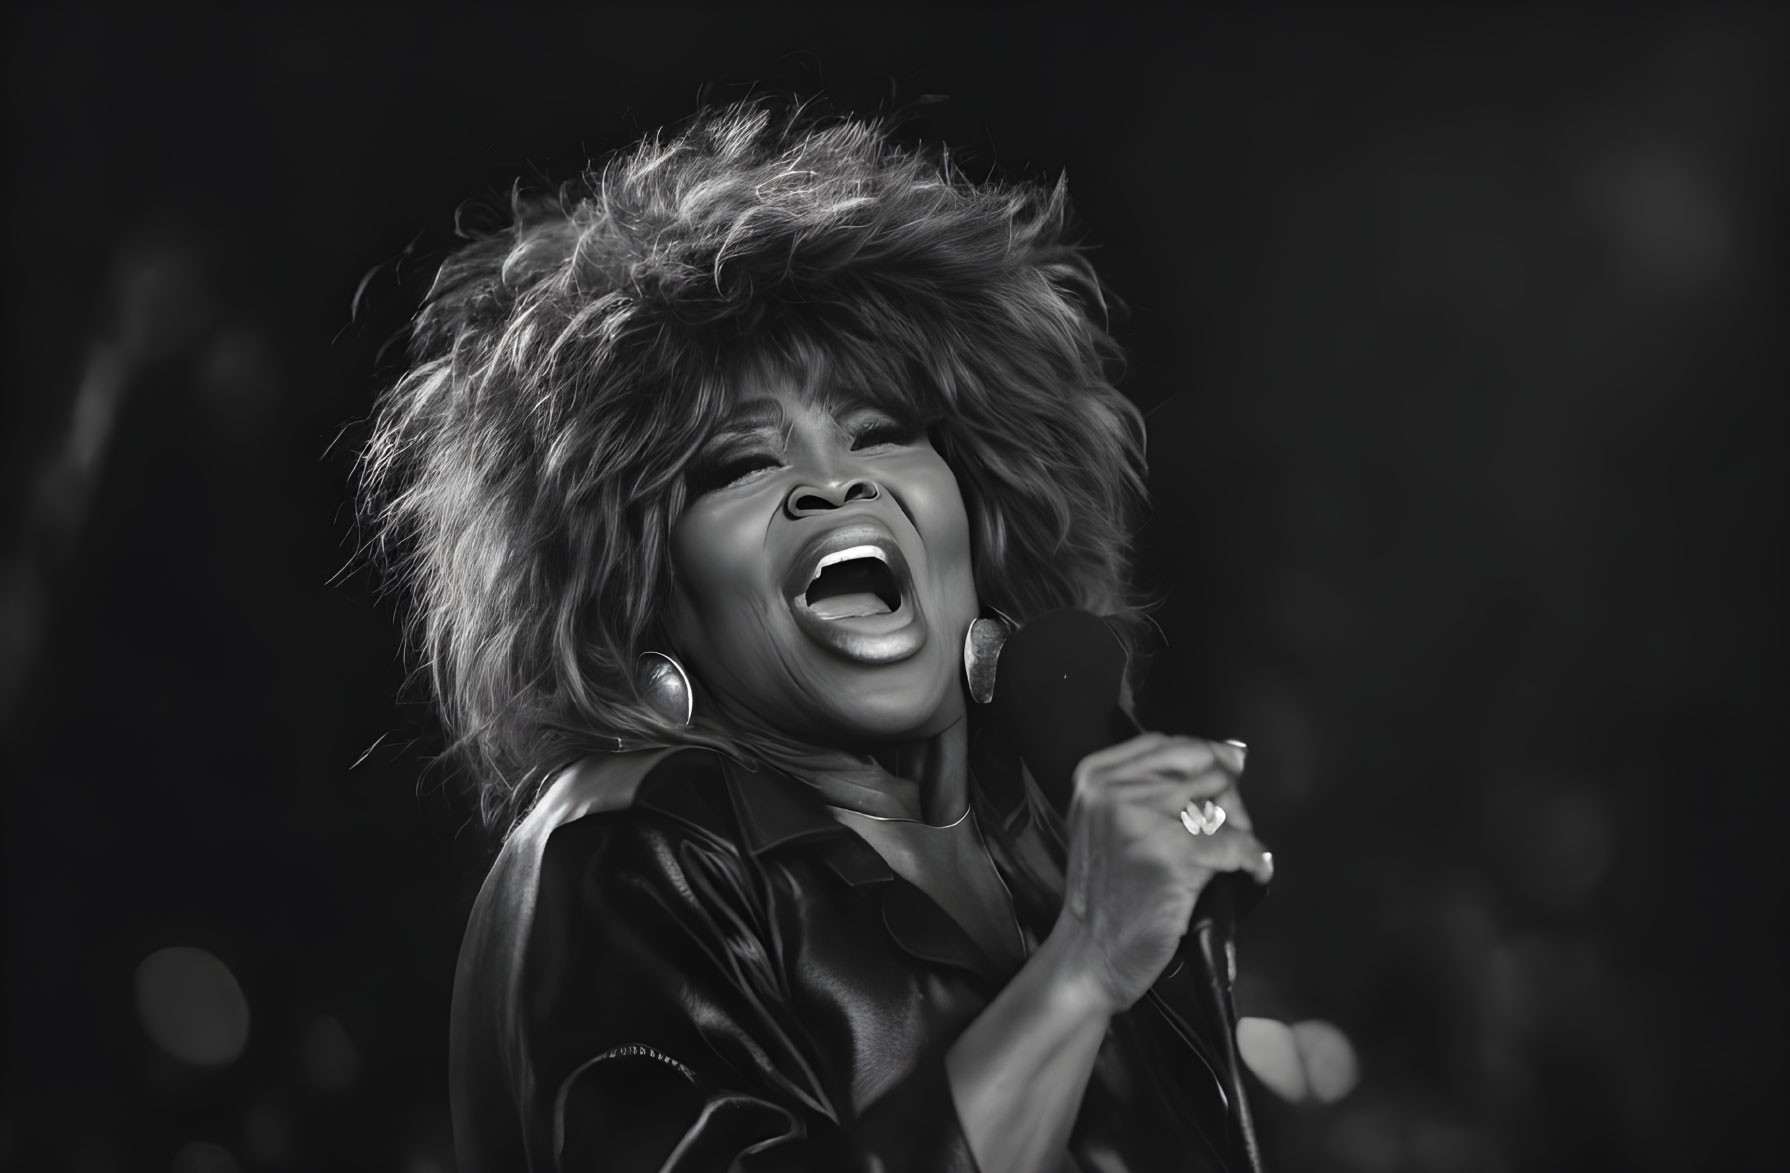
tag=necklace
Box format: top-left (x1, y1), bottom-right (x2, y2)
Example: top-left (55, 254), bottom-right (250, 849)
top-left (827, 801), bottom-right (1029, 966)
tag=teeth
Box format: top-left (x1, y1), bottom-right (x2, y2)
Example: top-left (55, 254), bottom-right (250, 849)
top-left (809, 545), bottom-right (887, 585)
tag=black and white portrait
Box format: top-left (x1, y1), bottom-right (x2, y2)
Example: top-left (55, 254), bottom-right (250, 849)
top-left (3, 9), bottom-right (1782, 1171)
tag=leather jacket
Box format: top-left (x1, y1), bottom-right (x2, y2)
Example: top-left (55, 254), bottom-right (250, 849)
top-left (449, 730), bottom-right (1248, 1171)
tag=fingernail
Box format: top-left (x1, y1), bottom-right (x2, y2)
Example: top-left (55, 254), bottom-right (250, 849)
top-left (1259, 851), bottom-right (1275, 882)
top-left (1223, 739), bottom-right (1248, 752)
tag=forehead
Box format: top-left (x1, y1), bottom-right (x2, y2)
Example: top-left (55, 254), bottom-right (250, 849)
top-left (714, 347), bottom-right (893, 427)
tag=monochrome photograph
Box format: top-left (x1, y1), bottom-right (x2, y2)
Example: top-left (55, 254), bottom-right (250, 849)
top-left (2, 7), bottom-right (1782, 1170)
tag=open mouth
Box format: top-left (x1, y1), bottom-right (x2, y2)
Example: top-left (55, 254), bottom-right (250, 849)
top-left (803, 547), bottom-right (902, 619)
top-left (785, 526), bottom-right (924, 664)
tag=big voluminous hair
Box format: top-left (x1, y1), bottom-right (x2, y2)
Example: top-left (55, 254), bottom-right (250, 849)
top-left (360, 100), bottom-right (1149, 828)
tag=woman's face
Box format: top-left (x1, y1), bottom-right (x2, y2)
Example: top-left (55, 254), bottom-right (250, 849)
top-left (665, 371), bottom-right (979, 750)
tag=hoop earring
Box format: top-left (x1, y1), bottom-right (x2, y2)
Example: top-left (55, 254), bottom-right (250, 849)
top-left (963, 617), bottom-right (1009, 705)
top-left (636, 651), bottom-right (694, 728)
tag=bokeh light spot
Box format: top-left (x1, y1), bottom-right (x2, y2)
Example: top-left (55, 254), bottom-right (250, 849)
top-left (1486, 774), bottom-right (1617, 910)
top-left (1291, 1018), bottom-right (1361, 1103)
top-left (134, 947), bottom-right (249, 1067)
top-left (1585, 145), bottom-right (1731, 290)
top-left (1239, 1016), bottom-right (1362, 1104)
top-left (1237, 1016), bottom-right (1308, 1102)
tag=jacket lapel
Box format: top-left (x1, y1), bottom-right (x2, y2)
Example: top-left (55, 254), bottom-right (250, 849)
top-left (877, 878), bottom-right (1006, 984)
top-left (721, 758), bottom-right (1007, 985)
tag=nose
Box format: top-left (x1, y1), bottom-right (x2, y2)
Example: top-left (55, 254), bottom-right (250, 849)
top-left (784, 477), bottom-right (881, 518)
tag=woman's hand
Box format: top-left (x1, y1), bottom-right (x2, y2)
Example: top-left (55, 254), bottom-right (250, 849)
top-left (1050, 733), bottom-right (1273, 1013)
top-left (948, 733), bottom-right (1270, 1172)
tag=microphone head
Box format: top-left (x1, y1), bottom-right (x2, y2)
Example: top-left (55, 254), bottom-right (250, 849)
top-left (985, 610), bottom-right (1265, 949)
top-left (986, 609), bottom-right (1133, 812)
top-left (988, 608), bottom-right (1127, 718)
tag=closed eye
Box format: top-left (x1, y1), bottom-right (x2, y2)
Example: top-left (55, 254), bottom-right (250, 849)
top-left (690, 450), bottom-right (781, 495)
top-left (850, 420), bottom-right (926, 450)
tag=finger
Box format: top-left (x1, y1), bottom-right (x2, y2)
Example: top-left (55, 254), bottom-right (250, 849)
top-left (1116, 766), bottom-right (1238, 814)
top-left (1086, 738), bottom-right (1225, 789)
top-left (1072, 731), bottom-right (1178, 777)
top-left (1102, 747), bottom-right (1250, 818)
top-left (1213, 784), bottom-right (1254, 832)
top-left (1214, 738), bottom-right (1248, 775)
top-left (1176, 824), bottom-right (1274, 884)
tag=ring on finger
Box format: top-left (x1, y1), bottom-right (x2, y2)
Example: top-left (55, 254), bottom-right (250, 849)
top-left (1180, 799), bottom-right (1226, 836)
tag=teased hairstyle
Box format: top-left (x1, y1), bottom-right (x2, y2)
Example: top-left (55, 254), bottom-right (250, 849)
top-left (359, 100), bottom-right (1149, 827)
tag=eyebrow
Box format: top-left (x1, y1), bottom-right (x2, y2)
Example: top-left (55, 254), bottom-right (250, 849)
top-left (711, 398), bottom-right (787, 439)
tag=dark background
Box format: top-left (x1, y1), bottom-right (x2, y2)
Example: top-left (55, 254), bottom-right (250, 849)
top-left (3, 7), bottom-right (1783, 1171)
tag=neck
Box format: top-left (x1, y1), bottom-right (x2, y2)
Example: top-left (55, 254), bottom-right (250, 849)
top-left (749, 713), bottom-right (969, 823)
top-left (867, 715), bottom-right (970, 823)
top-left (705, 686), bottom-right (973, 822)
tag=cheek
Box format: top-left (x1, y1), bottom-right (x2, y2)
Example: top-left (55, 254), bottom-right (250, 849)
top-left (669, 496), bottom-right (769, 611)
top-left (666, 497), bottom-right (786, 687)
top-left (907, 458), bottom-right (977, 602)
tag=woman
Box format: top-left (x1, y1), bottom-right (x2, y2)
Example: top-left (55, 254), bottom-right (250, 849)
top-left (362, 100), bottom-right (1274, 1172)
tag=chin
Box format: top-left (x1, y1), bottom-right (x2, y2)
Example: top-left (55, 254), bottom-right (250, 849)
top-left (806, 654), bottom-right (964, 748)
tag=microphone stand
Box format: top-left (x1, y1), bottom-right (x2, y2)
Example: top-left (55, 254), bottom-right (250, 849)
top-left (1192, 885), bottom-right (1264, 1173)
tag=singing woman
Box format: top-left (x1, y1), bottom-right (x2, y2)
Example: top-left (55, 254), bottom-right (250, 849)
top-left (361, 99), bottom-right (1274, 1172)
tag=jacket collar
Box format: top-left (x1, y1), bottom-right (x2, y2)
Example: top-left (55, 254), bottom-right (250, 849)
top-left (715, 723), bottom-right (1030, 860)
top-left (718, 756), bottom-right (905, 890)
top-left (720, 756), bottom-right (859, 857)
top-left (715, 752), bottom-right (1023, 983)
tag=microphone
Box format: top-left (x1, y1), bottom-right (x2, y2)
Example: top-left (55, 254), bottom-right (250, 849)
top-left (983, 608), bottom-right (1265, 1173)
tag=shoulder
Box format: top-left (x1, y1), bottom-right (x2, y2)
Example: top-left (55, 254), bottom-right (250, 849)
top-left (515, 746), bottom-right (732, 850)
top-left (455, 747), bottom-right (738, 981)
top-left (449, 748), bottom-right (755, 1163)
top-left (450, 749), bottom-right (742, 1083)
top-left (483, 746), bottom-right (740, 922)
